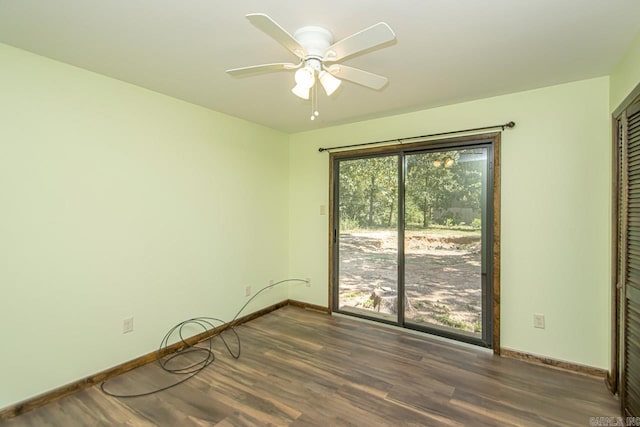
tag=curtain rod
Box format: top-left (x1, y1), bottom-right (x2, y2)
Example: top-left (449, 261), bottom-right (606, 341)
top-left (317, 121), bottom-right (515, 153)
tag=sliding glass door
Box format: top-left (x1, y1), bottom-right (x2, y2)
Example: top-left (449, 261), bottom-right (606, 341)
top-left (336, 154), bottom-right (399, 323)
top-left (333, 139), bottom-right (494, 347)
top-left (403, 148), bottom-right (488, 339)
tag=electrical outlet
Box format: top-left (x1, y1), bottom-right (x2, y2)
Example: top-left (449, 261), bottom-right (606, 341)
top-left (533, 313), bottom-right (545, 329)
top-left (245, 285), bottom-right (251, 297)
top-left (319, 205), bottom-right (326, 215)
top-left (305, 277), bottom-right (311, 287)
top-left (123, 317), bottom-right (134, 334)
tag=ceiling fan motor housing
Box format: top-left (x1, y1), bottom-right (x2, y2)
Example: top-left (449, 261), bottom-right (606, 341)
top-left (293, 26), bottom-right (334, 59)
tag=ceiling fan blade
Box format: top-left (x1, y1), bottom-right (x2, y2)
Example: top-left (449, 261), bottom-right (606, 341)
top-left (246, 13), bottom-right (306, 59)
top-left (226, 62), bottom-right (299, 76)
top-left (323, 22), bottom-right (396, 62)
top-left (327, 64), bottom-right (388, 90)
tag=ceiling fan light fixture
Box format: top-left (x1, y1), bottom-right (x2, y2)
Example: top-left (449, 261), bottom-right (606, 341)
top-left (294, 66), bottom-right (315, 89)
top-left (319, 70), bottom-right (341, 96)
top-left (291, 83), bottom-right (310, 99)
top-left (227, 14), bottom-right (396, 120)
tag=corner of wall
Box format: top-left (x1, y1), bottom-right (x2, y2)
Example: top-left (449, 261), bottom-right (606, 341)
top-left (610, 29), bottom-right (640, 112)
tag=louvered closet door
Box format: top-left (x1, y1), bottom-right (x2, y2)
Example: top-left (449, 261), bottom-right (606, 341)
top-left (623, 102), bottom-right (640, 417)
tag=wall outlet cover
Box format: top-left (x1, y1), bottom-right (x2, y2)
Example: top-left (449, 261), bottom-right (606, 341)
top-left (533, 313), bottom-right (545, 329)
top-left (123, 317), bottom-right (134, 334)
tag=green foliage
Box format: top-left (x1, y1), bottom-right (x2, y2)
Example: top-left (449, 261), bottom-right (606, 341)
top-left (340, 216), bottom-right (360, 232)
top-left (429, 302), bottom-right (479, 332)
top-left (433, 313), bottom-right (468, 330)
top-left (473, 321), bottom-right (482, 333)
top-left (339, 156), bottom-right (398, 229)
top-left (471, 218), bottom-right (482, 229)
top-left (338, 149), bottom-right (485, 230)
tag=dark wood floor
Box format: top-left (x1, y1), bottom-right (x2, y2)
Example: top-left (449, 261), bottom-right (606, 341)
top-left (2, 306), bottom-right (619, 426)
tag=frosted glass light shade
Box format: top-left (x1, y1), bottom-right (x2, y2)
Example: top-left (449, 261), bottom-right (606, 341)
top-left (319, 71), bottom-right (341, 96)
top-left (294, 67), bottom-right (315, 89)
top-left (292, 83), bottom-right (310, 100)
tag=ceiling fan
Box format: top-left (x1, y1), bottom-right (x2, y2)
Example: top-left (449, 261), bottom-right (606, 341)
top-left (226, 13), bottom-right (396, 119)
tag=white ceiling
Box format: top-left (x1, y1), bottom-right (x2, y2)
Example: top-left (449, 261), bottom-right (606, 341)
top-left (1, 1), bottom-right (639, 133)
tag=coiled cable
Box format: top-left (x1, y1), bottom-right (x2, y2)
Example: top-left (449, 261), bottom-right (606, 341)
top-left (100, 278), bottom-right (307, 398)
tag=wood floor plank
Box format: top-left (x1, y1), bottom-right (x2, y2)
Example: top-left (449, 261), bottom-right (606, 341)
top-left (1, 306), bottom-right (619, 426)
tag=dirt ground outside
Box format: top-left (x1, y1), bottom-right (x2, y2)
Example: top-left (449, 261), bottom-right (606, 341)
top-left (338, 229), bottom-right (482, 335)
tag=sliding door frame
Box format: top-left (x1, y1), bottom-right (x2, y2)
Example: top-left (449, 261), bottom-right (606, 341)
top-left (328, 132), bottom-right (501, 354)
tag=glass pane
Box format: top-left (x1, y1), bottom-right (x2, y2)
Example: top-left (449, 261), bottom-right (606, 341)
top-left (337, 155), bottom-right (398, 322)
top-left (404, 148), bottom-right (486, 337)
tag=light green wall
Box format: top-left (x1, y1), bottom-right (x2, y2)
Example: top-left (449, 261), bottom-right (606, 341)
top-left (0, 43), bottom-right (290, 409)
top-left (289, 76), bottom-right (611, 369)
top-left (610, 29), bottom-right (640, 112)
top-left (2, 30), bottom-right (631, 410)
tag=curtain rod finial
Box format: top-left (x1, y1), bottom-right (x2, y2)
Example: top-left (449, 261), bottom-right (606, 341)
top-left (507, 121), bottom-right (515, 128)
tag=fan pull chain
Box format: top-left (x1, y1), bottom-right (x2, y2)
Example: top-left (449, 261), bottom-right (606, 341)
top-left (310, 84), bottom-right (318, 120)
top-left (310, 83), bottom-right (319, 121)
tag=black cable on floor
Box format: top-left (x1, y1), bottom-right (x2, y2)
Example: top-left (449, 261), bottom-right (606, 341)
top-left (100, 278), bottom-right (307, 398)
